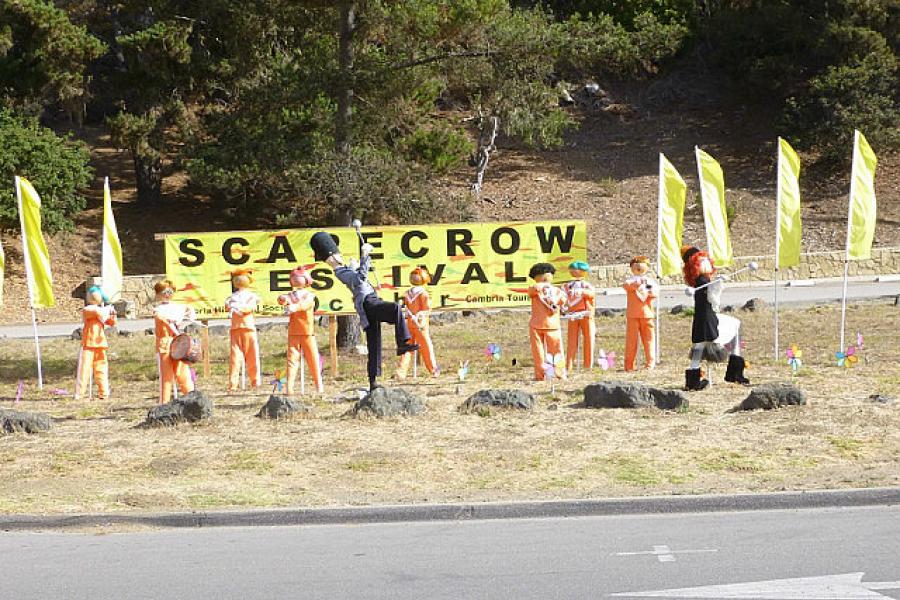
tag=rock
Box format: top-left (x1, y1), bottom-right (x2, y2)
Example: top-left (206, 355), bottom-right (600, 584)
top-left (70, 327), bottom-right (83, 340)
top-left (257, 395), bottom-right (313, 419)
top-left (118, 329), bottom-right (134, 337)
top-left (256, 322), bottom-right (285, 333)
top-left (208, 324), bottom-right (230, 336)
top-left (584, 381), bottom-right (687, 410)
top-left (670, 304), bottom-right (685, 315)
top-left (461, 309), bottom-right (486, 318)
top-left (741, 297), bottom-right (767, 312)
top-left (0, 409), bottom-right (51, 434)
top-left (868, 394), bottom-right (895, 404)
top-left (144, 390), bottom-right (213, 426)
top-left (183, 322), bottom-right (202, 334)
top-left (722, 305), bottom-right (735, 313)
top-left (430, 311), bottom-right (460, 325)
top-left (144, 328), bottom-right (155, 336)
top-left (104, 325), bottom-right (119, 337)
top-left (350, 387), bottom-right (425, 418)
top-left (597, 309), bottom-right (616, 317)
top-left (727, 383), bottom-right (806, 412)
top-left (460, 389), bottom-right (535, 412)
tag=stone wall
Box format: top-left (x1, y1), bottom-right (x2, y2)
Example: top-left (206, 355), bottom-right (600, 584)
top-left (121, 274), bottom-right (166, 317)
top-left (592, 247), bottom-right (900, 288)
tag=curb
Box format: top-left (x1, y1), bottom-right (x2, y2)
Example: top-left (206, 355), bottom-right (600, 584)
top-left (2, 487), bottom-right (898, 531)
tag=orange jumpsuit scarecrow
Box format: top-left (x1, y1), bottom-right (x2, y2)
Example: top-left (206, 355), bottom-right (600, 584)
top-left (563, 260), bottom-right (596, 370)
top-left (74, 286), bottom-right (117, 400)
top-left (527, 263), bottom-right (567, 381)
top-left (225, 269), bottom-right (261, 391)
top-left (153, 279), bottom-right (195, 404)
top-left (279, 266), bottom-right (323, 394)
top-left (396, 267), bottom-right (440, 379)
top-left (623, 255), bottom-right (657, 371)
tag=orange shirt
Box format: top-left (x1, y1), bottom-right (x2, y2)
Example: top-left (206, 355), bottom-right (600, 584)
top-left (527, 283), bottom-right (564, 330)
top-left (623, 276), bottom-right (657, 319)
top-left (81, 305), bottom-right (116, 349)
top-left (404, 286), bottom-right (431, 326)
top-left (154, 302), bottom-right (192, 353)
top-left (286, 289), bottom-right (316, 336)
top-left (225, 289), bottom-right (259, 331)
top-left (563, 279), bottom-right (595, 314)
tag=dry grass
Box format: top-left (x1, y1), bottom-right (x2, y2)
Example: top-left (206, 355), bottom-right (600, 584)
top-left (0, 301), bottom-right (898, 515)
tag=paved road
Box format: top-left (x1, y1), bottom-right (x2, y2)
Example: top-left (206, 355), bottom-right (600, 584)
top-left (2, 276), bottom-right (899, 340)
top-left (2, 505), bottom-right (898, 599)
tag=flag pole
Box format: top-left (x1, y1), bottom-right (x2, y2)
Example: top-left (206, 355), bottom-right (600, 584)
top-left (655, 153), bottom-right (664, 365)
top-left (839, 130), bottom-right (859, 353)
top-left (774, 139), bottom-right (782, 360)
top-left (15, 176), bottom-right (44, 389)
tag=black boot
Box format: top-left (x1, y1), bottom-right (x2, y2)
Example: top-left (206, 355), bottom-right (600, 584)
top-left (685, 368), bottom-right (709, 391)
top-left (724, 355), bottom-right (750, 385)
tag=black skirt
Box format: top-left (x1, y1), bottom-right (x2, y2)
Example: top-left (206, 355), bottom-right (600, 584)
top-left (691, 275), bottom-right (719, 343)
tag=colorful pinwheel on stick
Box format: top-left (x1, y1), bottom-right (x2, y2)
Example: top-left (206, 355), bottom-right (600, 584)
top-left (836, 345), bottom-right (859, 368)
top-left (597, 349), bottom-right (616, 371)
top-left (785, 344), bottom-right (802, 373)
top-left (485, 343), bottom-right (501, 361)
top-left (271, 369), bottom-right (287, 392)
top-left (543, 353), bottom-right (565, 380)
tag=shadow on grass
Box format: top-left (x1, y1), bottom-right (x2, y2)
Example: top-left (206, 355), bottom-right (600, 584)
top-left (0, 357), bottom-right (76, 381)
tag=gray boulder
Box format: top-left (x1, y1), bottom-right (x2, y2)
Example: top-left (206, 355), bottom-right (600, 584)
top-left (868, 394), bottom-right (895, 404)
top-left (741, 297), bottom-right (767, 312)
top-left (670, 304), bottom-right (685, 315)
top-left (144, 390), bottom-right (213, 426)
top-left (0, 409), bottom-right (51, 434)
top-left (430, 311), bottom-right (460, 325)
top-left (584, 381), bottom-right (687, 410)
top-left (461, 389), bottom-right (535, 412)
top-left (70, 327), bottom-right (83, 340)
top-left (257, 395), bottom-right (313, 419)
top-left (351, 387), bottom-right (425, 417)
top-left (727, 383), bottom-right (806, 412)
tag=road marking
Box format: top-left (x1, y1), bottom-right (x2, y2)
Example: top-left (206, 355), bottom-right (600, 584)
top-left (613, 545), bottom-right (717, 563)
top-left (610, 572), bottom-right (900, 599)
top-left (787, 279), bottom-right (815, 287)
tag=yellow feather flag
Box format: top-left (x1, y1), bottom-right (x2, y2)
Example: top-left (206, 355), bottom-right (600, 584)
top-left (0, 237), bottom-right (5, 305)
top-left (847, 130), bottom-right (878, 260)
top-left (695, 147), bottom-right (733, 266)
top-left (657, 153), bottom-right (686, 276)
top-left (15, 176), bottom-right (55, 308)
top-left (101, 177), bottom-right (123, 301)
top-left (776, 137), bottom-right (802, 268)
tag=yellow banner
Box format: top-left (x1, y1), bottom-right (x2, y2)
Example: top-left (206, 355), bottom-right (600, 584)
top-left (164, 220), bottom-right (588, 318)
top-left (16, 176), bottom-right (55, 308)
top-left (696, 147), bottom-right (734, 267)
top-left (848, 130), bottom-right (877, 261)
top-left (777, 137), bottom-right (802, 268)
top-left (658, 153), bottom-right (686, 277)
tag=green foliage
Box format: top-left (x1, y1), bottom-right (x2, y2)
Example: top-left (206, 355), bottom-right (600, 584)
top-left (400, 123), bottom-right (473, 174)
top-left (0, 0), bottom-right (105, 116)
top-left (705, 0), bottom-right (899, 156)
top-left (0, 109), bottom-right (92, 231)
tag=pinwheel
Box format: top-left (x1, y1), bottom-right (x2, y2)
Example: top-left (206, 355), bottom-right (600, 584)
top-left (457, 361), bottom-right (470, 382)
top-left (271, 369), bottom-right (287, 392)
top-left (543, 353), bottom-right (565, 380)
top-left (597, 349), bottom-right (616, 371)
top-left (836, 345), bottom-right (859, 368)
top-left (785, 344), bottom-right (802, 372)
top-left (485, 343), bottom-right (502, 361)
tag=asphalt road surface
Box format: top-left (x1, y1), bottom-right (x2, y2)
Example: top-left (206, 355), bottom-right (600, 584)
top-left (2, 504), bottom-right (898, 599)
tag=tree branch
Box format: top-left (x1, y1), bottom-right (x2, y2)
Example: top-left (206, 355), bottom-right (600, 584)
top-left (393, 49), bottom-right (499, 70)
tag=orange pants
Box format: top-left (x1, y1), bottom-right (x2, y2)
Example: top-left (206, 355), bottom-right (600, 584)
top-left (566, 317), bottom-right (596, 370)
top-left (625, 317), bottom-right (655, 370)
top-left (396, 321), bottom-right (438, 378)
top-left (75, 347), bottom-right (109, 400)
top-left (530, 327), bottom-right (565, 381)
top-left (287, 334), bottom-right (323, 394)
top-left (229, 329), bottom-right (261, 390)
top-left (158, 352), bottom-right (194, 403)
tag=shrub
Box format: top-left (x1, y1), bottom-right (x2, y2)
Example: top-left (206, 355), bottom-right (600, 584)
top-left (401, 124), bottom-right (473, 175)
top-left (0, 109), bottom-right (92, 232)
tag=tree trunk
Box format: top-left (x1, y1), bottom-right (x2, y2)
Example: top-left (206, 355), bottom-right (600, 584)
top-left (334, 0), bottom-right (360, 350)
top-left (133, 153), bottom-right (162, 206)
